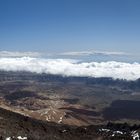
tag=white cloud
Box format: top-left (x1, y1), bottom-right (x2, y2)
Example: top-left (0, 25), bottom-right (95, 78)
top-left (0, 57), bottom-right (140, 80)
top-left (59, 50), bottom-right (130, 56)
top-left (0, 51), bottom-right (41, 57)
top-left (0, 50), bottom-right (130, 58)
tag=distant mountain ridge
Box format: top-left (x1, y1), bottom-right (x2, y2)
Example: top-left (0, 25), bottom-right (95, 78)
top-left (0, 71), bottom-right (140, 91)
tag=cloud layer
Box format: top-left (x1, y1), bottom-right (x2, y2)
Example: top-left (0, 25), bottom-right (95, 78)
top-left (59, 50), bottom-right (130, 56)
top-left (0, 57), bottom-right (140, 80)
top-left (0, 51), bottom-right (41, 57)
top-left (0, 50), bottom-right (131, 58)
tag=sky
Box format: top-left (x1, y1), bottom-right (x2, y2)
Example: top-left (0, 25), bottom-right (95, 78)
top-left (0, 0), bottom-right (140, 61)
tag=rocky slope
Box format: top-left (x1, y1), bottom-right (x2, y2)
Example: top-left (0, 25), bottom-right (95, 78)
top-left (0, 107), bottom-right (139, 140)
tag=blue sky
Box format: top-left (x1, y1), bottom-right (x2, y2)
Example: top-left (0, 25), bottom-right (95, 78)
top-left (0, 0), bottom-right (140, 58)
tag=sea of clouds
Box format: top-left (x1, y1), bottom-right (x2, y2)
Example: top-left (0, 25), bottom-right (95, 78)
top-left (0, 57), bottom-right (140, 80)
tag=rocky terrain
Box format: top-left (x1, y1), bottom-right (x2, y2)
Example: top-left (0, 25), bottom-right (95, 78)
top-left (0, 106), bottom-right (139, 140)
top-left (0, 71), bottom-right (140, 139)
